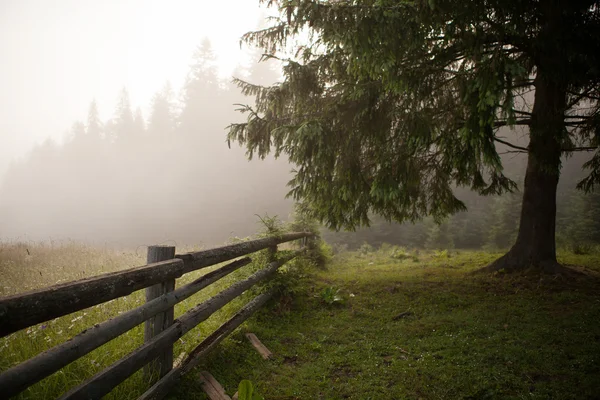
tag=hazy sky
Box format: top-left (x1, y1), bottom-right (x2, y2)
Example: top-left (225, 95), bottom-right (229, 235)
top-left (0, 0), bottom-right (272, 180)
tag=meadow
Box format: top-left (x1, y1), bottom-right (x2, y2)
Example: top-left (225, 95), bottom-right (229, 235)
top-left (0, 241), bottom-right (267, 399)
top-left (171, 246), bottom-right (600, 400)
top-left (2, 242), bottom-right (600, 399)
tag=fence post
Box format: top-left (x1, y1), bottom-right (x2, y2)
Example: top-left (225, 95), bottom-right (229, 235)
top-left (267, 244), bottom-right (277, 262)
top-left (307, 234), bottom-right (317, 251)
top-left (144, 245), bottom-right (176, 382)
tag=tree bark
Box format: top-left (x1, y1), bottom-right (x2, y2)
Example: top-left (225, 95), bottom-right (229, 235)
top-left (484, 69), bottom-right (567, 273)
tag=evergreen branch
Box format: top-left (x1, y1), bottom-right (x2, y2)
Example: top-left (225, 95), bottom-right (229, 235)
top-left (561, 146), bottom-right (599, 152)
top-left (512, 110), bottom-right (532, 116)
top-left (481, 15), bottom-right (530, 52)
top-left (511, 81), bottom-right (536, 90)
top-left (262, 0), bottom-right (412, 11)
top-left (493, 137), bottom-right (529, 152)
top-left (498, 150), bottom-right (528, 154)
top-left (494, 119), bottom-right (531, 127)
top-left (567, 87), bottom-right (600, 108)
top-left (565, 121), bottom-right (592, 126)
top-left (564, 114), bottom-right (592, 119)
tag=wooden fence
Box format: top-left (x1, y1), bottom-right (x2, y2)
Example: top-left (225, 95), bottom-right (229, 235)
top-left (0, 232), bottom-right (313, 399)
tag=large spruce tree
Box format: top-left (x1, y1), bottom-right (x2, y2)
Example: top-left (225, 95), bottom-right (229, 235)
top-left (228, 0), bottom-right (600, 272)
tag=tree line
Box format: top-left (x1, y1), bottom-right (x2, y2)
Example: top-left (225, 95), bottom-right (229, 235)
top-left (0, 39), bottom-right (293, 246)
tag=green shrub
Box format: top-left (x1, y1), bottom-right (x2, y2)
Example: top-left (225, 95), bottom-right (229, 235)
top-left (250, 213), bottom-right (318, 312)
top-left (571, 242), bottom-right (593, 255)
top-left (358, 242), bottom-right (374, 255)
top-left (379, 243), bottom-right (393, 253)
top-left (390, 246), bottom-right (411, 260)
top-left (287, 204), bottom-right (331, 268)
top-left (238, 380), bottom-right (264, 400)
top-left (319, 286), bottom-right (344, 306)
top-left (331, 243), bottom-right (349, 255)
top-left (433, 249), bottom-right (451, 259)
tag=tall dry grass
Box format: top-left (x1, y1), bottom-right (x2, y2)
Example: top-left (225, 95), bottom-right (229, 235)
top-left (0, 240), bottom-right (257, 399)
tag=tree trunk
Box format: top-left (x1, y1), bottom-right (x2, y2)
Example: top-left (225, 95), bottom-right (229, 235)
top-left (484, 70), bottom-right (567, 273)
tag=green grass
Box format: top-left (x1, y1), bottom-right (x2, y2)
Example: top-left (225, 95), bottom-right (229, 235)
top-left (169, 248), bottom-right (600, 400)
top-left (3, 243), bottom-right (600, 399)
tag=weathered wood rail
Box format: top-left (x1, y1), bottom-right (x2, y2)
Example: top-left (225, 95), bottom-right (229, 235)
top-left (0, 232), bottom-right (313, 399)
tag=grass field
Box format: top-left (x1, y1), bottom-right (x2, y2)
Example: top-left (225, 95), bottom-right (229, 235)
top-left (2, 243), bottom-right (600, 399)
top-left (0, 241), bottom-right (271, 399)
top-left (170, 247), bottom-right (600, 400)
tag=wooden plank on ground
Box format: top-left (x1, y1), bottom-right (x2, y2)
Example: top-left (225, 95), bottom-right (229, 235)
top-left (245, 333), bottom-right (273, 360)
top-left (198, 371), bottom-right (231, 400)
top-left (173, 352), bottom-right (187, 369)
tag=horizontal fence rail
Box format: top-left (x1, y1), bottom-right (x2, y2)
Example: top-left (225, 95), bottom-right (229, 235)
top-left (60, 252), bottom-right (300, 400)
top-left (0, 258), bottom-right (252, 397)
top-left (0, 259), bottom-right (184, 337)
top-left (0, 232), bottom-right (307, 338)
top-left (0, 232), bottom-right (313, 400)
top-left (175, 232), bottom-right (309, 273)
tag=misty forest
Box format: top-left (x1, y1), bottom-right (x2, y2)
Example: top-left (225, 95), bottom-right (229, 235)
top-left (0, 40), bottom-right (292, 246)
top-left (1, 1), bottom-right (600, 400)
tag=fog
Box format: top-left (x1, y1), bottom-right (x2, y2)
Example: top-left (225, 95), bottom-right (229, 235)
top-left (0, 1), bottom-right (293, 246)
top-left (1, 2), bottom-right (597, 250)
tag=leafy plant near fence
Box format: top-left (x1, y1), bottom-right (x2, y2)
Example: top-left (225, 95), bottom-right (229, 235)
top-left (390, 246), bottom-right (411, 260)
top-left (237, 379), bottom-right (264, 400)
top-left (319, 286), bottom-right (343, 306)
top-left (247, 211), bottom-right (331, 314)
